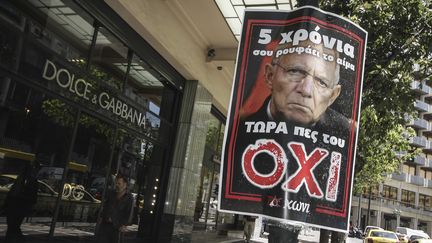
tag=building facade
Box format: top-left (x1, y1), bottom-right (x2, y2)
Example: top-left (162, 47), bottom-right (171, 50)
top-left (0, 0), bottom-right (237, 242)
top-left (350, 80), bottom-right (432, 236)
top-left (3, 0), bottom-right (430, 242)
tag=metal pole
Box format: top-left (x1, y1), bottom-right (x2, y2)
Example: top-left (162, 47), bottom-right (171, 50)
top-left (49, 109), bottom-right (81, 239)
top-left (95, 127), bottom-right (118, 236)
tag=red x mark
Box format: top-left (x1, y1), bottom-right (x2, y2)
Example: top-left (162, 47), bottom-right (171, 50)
top-left (283, 142), bottom-right (328, 198)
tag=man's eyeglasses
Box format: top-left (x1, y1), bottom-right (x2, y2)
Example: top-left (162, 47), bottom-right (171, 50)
top-left (273, 62), bottom-right (333, 90)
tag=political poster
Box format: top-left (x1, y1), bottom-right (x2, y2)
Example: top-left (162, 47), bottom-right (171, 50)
top-left (218, 6), bottom-right (367, 232)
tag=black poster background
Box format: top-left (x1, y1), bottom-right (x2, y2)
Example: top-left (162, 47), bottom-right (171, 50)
top-left (219, 6), bottom-right (367, 232)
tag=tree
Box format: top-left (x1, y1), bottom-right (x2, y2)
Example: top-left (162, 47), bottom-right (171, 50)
top-left (320, 0), bottom-right (432, 191)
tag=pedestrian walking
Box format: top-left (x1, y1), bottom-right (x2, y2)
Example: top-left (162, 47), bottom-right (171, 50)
top-left (97, 173), bottom-right (134, 243)
top-left (243, 215), bottom-right (256, 242)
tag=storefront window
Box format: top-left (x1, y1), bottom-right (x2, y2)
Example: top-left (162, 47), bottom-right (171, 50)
top-left (0, 2), bottom-right (24, 69)
top-left (0, 79), bottom-right (77, 236)
top-left (46, 112), bottom-right (114, 237)
top-left (216, 124), bottom-right (225, 159)
top-left (0, 22), bottom-right (20, 69)
top-left (18, 0), bottom-right (95, 94)
top-left (125, 54), bottom-right (164, 108)
top-left (194, 112), bottom-right (225, 230)
top-left (206, 119), bottom-right (221, 151)
top-left (124, 54), bottom-right (171, 140)
top-left (90, 26), bottom-right (128, 91)
top-left (26, 0), bottom-right (94, 69)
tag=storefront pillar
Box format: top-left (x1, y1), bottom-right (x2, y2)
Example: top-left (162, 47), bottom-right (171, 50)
top-left (396, 214), bottom-right (400, 229)
top-left (376, 210), bottom-right (382, 227)
top-left (158, 80), bottom-right (213, 242)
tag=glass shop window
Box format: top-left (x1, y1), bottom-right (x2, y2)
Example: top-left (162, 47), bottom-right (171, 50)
top-left (52, 112), bottom-right (114, 237)
top-left (0, 79), bottom-right (77, 235)
top-left (18, 0), bottom-right (95, 87)
top-left (90, 26), bottom-right (128, 91)
top-left (124, 54), bottom-right (175, 140)
top-left (25, 0), bottom-right (94, 68)
top-left (0, 1), bottom-right (25, 69)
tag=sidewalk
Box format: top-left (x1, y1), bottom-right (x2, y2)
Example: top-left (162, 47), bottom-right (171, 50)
top-left (0, 222), bottom-right (360, 243)
top-left (191, 230), bottom-right (243, 243)
top-left (190, 229), bottom-right (320, 243)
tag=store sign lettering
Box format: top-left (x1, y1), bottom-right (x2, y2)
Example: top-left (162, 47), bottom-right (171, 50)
top-left (42, 59), bottom-right (146, 129)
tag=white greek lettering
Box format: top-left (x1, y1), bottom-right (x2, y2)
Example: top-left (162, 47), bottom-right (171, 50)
top-left (292, 29), bottom-right (308, 45)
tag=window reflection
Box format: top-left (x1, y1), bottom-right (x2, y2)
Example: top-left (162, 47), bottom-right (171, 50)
top-left (0, 21), bottom-right (20, 68)
top-left (195, 112), bottom-right (225, 230)
top-left (206, 118), bottom-right (221, 151)
top-left (0, 80), bottom-right (77, 236)
top-left (216, 124), bottom-right (225, 157)
top-left (125, 54), bottom-right (163, 113)
top-left (29, 0), bottom-right (95, 45)
top-left (27, 0), bottom-right (94, 68)
top-left (90, 27), bottom-right (128, 91)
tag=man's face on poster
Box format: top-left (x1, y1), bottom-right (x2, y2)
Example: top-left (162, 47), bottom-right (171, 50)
top-left (265, 49), bottom-right (341, 125)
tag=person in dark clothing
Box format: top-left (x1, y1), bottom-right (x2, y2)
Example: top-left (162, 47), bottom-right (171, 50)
top-left (97, 174), bottom-right (134, 243)
top-left (4, 162), bottom-right (40, 243)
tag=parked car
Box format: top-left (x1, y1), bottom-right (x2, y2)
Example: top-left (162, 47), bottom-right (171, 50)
top-left (364, 225), bottom-right (384, 238)
top-left (411, 239), bottom-right (432, 243)
top-left (397, 227), bottom-right (430, 241)
top-left (89, 176), bottom-right (106, 200)
top-left (409, 235), bottom-right (430, 243)
top-left (0, 174), bottom-right (101, 221)
top-left (363, 229), bottom-right (399, 243)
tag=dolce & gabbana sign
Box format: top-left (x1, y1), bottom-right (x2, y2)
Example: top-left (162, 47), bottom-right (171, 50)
top-left (42, 59), bottom-right (147, 129)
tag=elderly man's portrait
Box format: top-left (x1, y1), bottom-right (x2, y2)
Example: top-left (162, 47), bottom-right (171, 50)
top-left (265, 41), bottom-right (341, 125)
top-left (241, 39), bottom-right (352, 134)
